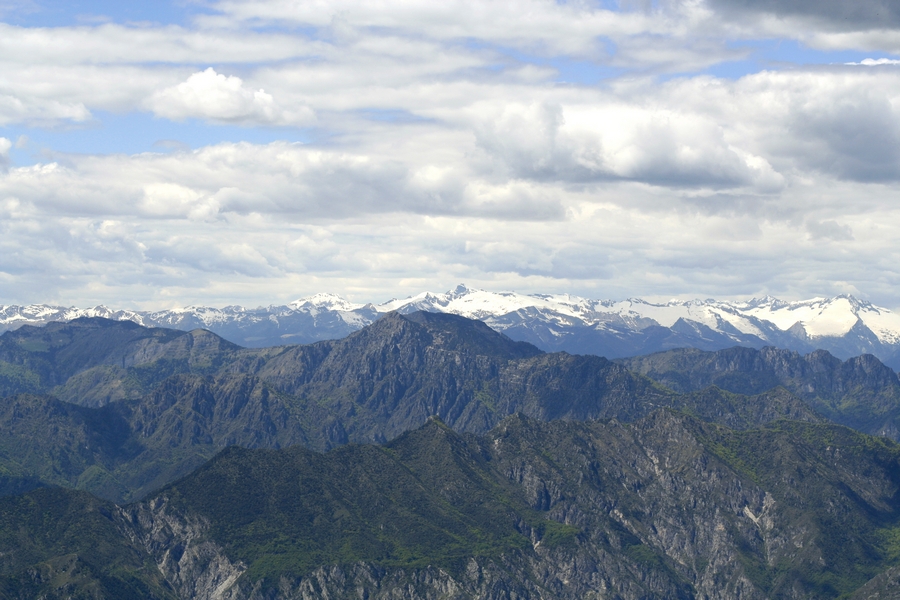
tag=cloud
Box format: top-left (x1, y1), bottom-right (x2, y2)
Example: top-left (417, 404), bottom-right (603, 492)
top-left (469, 97), bottom-right (784, 192)
top-left (0, 140), bottom-right (563, 222)
top-left (740, 71), bottom-right (900, 183)
top-left (145, 236), bottom-right (278, 277)
top-left (706, 0), bottom-right (900, 31)
top-left (147, 68), bottom-right (313, 125)
top-left (4, 0), bottom-right (900, 308)
top-left (807, 219), bottom-right (854, 241)
top-left (847, 58), bottom-right (900, 66)
top-left (0, 137), bottom-right (10, 169)
top-left (0, 23), bottom-right (320, 66)
top-left (638, 69), bottom-right (900, 190)
top-left (0, 92), bottom-right (90, 126)
top-left (5, 64), bottom-right (900, 226)
top-left (204, 0), bottom-right (654, 56)
top-left (790, 96), bottom-right (900, 182)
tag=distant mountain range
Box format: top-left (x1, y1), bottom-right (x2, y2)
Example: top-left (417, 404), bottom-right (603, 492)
top-left (4, 285), bottom-right (900, 367)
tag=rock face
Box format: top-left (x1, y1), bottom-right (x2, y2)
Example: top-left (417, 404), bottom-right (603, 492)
top-left (124, 497), bottom-right (247, 600)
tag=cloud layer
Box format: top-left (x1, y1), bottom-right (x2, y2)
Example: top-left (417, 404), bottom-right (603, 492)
top-left (1, 0), bottom-right (900, 308)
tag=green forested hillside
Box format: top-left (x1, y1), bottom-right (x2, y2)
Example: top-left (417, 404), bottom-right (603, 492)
top-left (5, 413), bottom-right (900, 598)
top-left (619, 346), bottom-right (900, 437)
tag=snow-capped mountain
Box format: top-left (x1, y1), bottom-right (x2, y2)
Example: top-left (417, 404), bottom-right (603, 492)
top-left (4, 285), bottom-right (900, 368)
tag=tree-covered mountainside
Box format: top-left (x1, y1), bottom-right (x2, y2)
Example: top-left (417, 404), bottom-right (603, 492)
top-left (0, 487), bottom-right (176, 599)
top-left (619, 346), bottom-right (900, 438)
top-left (0, 314), bottom-right (825, 503)
top-left (6, 314), bottom-right (900, 597)
top-left (0, 318), bottom-right (243, 406)
top-left (5, 413), bottom-right (900, 599)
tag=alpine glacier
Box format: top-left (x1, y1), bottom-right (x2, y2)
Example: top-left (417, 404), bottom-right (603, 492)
top-left (4, 285), bottom-right (900, 368)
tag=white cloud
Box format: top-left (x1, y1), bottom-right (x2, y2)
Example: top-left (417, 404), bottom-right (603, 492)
top-left (0, 23), bottom-right (321, 66)
top-left (0, 92), bottom-right (90, 126)
top-left (3, 54), bottom-right (900, 306)
top-left (808, 30), bottom-right (900, 54)
top-left (0, 137), bottom-right (10, 169)
top-left (147, 68), bottom-right (313, 125)
top-left (469, 101), bottom-right (783, 189)
top-left (847, 58), bottom-right (900, 66)
top-left (204, 0), bottom-right (658, 56)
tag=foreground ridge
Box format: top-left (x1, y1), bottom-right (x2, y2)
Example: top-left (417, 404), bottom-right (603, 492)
top-left (4, 413), bottom-right (900, 599)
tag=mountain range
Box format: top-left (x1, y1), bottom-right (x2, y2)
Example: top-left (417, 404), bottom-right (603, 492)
top-left (0, 313), bottom-right (824, 504)
top-left (0, 312), bottom-right (899, 497)
top-left (6, 312), bottom-right (900, 597)
top-left (5, 285), bottom-right (900, 368)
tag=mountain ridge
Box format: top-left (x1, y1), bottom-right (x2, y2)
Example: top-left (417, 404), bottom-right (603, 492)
top-left (5, 285), bottom-right (900, 367)
top-left (0, 313), bottom-right (836, 504)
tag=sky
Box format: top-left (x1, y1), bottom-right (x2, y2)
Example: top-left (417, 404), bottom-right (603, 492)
top-left (1, 0), bottom-right (900, 308)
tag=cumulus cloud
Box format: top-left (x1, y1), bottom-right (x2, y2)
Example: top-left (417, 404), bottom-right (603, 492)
top-left (0, 65), bottom-right (895, 307)
top-left (147, 68), bottom-right (313, 125)
top-left (724, 70), bottom-right (900, 183)
top-left (472, 101), bottom-right (783, 190)
top-left (62, 141), bottom-right (566, 221)
top-left (467, 89), bottom-right (798, 195)
top-left (789, 93), bottom-right (900, 182)
top-left (0, 23), bottom-right (319, 66)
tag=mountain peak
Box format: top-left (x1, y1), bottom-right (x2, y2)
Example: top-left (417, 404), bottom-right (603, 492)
top-left (289, 293), bottom-right (361, 312)
top-left (400, 311), bottom-right (543, 359)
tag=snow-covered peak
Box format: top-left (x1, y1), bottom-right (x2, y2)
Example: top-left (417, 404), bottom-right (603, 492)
top-left (289, 293), bottom-right (363, 312)
top-left (739, 295), bottom-right (791, 311)
top-left (743, 296), bottom-right (857, 337)
top-left (374, 286), bottom-right (600, 321)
